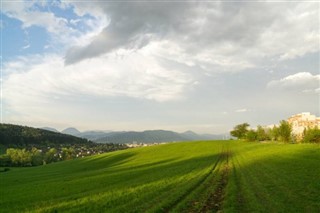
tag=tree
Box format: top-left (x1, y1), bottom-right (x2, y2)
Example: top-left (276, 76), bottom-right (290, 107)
top-left (61, 148), bottom-right (75, 160)
top-left (6, 148), bottom-right (19, 165)
top-left (230, 123), bottom-right (250, 139)
top-left (18, 149), bottom-right (32, 166)
top-left (31, 147), bottom-right (43, 166)
top-left (270, 125), bottom-right (279, 141)
top-left (256, 125), bottom-right (269, 141)
top-left (246, 130), bottom-right (258, 142)
top-left (278, 120), bottom-right (292, 143)
top-left (0, 154), bottom-right (11, 166)
top-left (6, 148), bottom-right (32, 166)
top-left (302, 127), bottom-right (320, 143)
top-left (44, 148), bottom-right (57, 164)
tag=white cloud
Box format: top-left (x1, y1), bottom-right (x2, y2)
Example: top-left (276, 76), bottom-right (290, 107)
top-left (3, 2), bottom-right (318, 74)
top-left (235, 108), bottom-right (248, 113)
top-left (302, 88), bottom-right (320, 94)
top-left (257, 3), bottom-right (319, 61)
top-left (22, 44), bottom-right (30, 49)
top-left (3, 51), bottom-right (193, 124)
top-left (64, 1), bottom-right (319, 72)
top-left (267, 72), bottom-right (320, 90)
top-left (2, 1), bottom-right (319, 132)
top-left (2, 1), bottom-right (108, 50)
top-left (3, 2), bottom-right (70, 34)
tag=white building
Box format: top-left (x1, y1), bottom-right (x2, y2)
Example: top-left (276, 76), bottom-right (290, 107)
top-left (287, 112), bottom-right (320, 140)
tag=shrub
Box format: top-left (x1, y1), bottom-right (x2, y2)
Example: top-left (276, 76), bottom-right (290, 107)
top-left (302, 128), bottom-right (320, 144)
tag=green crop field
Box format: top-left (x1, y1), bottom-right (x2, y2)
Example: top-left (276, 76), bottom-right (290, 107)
top-left (1, 141), bottom-right (319, 212)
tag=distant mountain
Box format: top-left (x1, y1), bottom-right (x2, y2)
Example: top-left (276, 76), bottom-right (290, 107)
top-left (38, 126), bottom-right (228, 144)
top-left (41, 127), bottom-right (59, 133)
top-left (181, 130), bottom-right (201, 140)
top-left (95, 130), bottom-right (188, 144)
top-left (200, 133), bottom-right (227, 140)
top-left (0, 123), bottom-right (90, 147)
top-left (61, 127), bottom-right (81, 136)
top-left (60, 128), bottom-right (112, 140)
top-left (94, 129), bottom-right (229, 144)
top-left (78, 131), bottom-right (112, 141)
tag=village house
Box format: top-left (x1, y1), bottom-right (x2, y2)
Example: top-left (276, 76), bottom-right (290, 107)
top-left (287, 112), bottom-right (320, 140)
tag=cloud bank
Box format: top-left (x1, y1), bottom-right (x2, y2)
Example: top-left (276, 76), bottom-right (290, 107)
top-left (65, 1), bottom-right (319, 71)
top-left (1, 1), bottom-right (319, 132)
top-left (268, 72), bottom-right (320, 93)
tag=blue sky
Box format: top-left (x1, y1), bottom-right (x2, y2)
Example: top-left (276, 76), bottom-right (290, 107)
top-left (1, 1), bottom-right (319, 133)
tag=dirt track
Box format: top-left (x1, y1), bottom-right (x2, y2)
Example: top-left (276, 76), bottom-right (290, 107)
top-left (164, 149), bottom-right (231, 213)
top-left (201, 151), bottom-right (230, 213)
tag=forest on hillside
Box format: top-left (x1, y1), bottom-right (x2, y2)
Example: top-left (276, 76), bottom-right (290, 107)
top-left (0, 124), bottom-right (128, 167)
top-left (0, 123), bottom-right (90, 147)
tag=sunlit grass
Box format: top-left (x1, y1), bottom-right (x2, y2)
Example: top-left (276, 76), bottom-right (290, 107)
top-left (1, 141), bottom-right (319, 212)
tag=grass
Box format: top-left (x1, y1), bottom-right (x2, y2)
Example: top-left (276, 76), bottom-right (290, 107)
top-left (224, 142), bottom-right (320, 212)
top-left (0, 141), bottom-right (319, 212)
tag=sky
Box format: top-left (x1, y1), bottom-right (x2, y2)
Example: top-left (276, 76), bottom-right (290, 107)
top-left (0, 0), bottom-right (319, 134)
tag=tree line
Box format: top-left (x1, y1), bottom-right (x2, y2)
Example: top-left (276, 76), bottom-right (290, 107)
top-left (0, 143), bottom-right (128, 167)
top-left (230, 120), bottom-right (320, 143)
top-left (0, 123), bottom-right (130, 167)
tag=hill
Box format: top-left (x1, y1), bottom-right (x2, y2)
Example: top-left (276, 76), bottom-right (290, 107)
top-left (61, 127), bottom-right (81, 136)
top-left (0, 141), bottom-right (319, 212)
top-left (181, 130), bottom-right (226, 141)
top-left (95, 130), bottom-right (189, 143)
top-left (40, 127), bottom-right (59, 133)
top-left (78, 130), bottom-right (112, 141)
top-left (53, 127), bottom-right (226, 142)
top-left (95, 130), bottom-right (226, 143)
top-left (0, 123), bottom-right (90, 147)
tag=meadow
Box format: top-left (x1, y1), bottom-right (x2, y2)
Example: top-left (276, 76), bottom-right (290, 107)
top-left (0, 141), bottom-right (319, 212)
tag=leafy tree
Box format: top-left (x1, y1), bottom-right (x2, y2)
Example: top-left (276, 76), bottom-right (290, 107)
top-left (302, 127), bottom-right (320, 143)
top-left (256, 125), bottom-right (269, 141)
top-left (6, 148), bottom-right (19, 165)
top-left (0, 154), bottom-right (10, 166)
top-left (61, 148), bottom-right (75, 160)
top-left (230, 123), bottom-right (250, 139)
top-left (278, 120), bottom-right (292, 143)
top-left (45, 148), bottom-right (58, 164)
top-left (6, 148), bottom-right (32, 166)
top-left (31, 147), bottom-right (43, 166)
top-left (270, 125), bottom-right (279, 141)
top-left (246, 130), bottom-right (258, 142)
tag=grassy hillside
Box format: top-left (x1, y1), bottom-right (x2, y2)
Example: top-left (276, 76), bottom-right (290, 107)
top-left (0, 141), bottom-right (319, 212)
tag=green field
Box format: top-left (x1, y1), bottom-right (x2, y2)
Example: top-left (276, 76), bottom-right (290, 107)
top-left (1, 141), bottom-right (319, 212)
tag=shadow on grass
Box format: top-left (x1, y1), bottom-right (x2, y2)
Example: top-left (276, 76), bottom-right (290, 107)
top-left (0, 152), bottom-right (222, 213)
top-left (59, 153), bottom-right (222, 212)
top-left (226, 144), bottom-right (320, 213)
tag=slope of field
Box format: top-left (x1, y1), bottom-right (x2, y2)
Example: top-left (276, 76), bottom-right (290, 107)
top-left (0, 141), bottom-right (319, 212)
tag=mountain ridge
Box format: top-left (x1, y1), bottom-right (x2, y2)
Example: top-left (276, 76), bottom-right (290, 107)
top-left (61, 127), bottom-right (81, 136)
top-left (41, 126), bottom-right (229, 143)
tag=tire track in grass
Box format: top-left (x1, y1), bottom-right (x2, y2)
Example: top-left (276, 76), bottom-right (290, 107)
top-left (163, 147), bottom-right (233, 213)
top-left (162, 150), bottom-right (224, 212)
top-left (231, 154), bottom-right (247, 213)
top-left (200, 150), bottom-right (231, 213)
